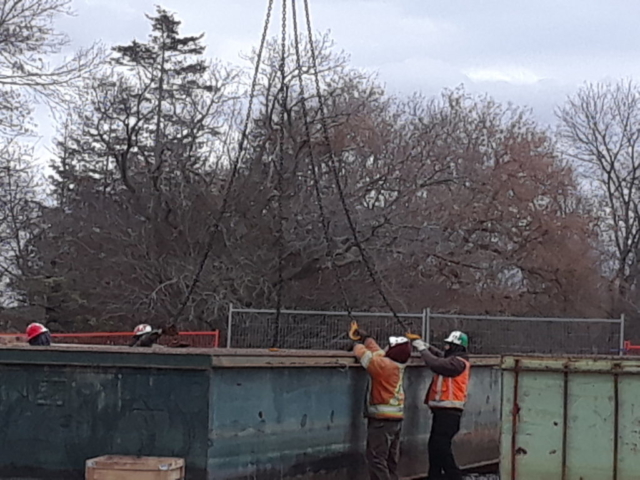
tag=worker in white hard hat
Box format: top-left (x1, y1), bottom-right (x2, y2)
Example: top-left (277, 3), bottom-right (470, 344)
top-left (130, 323), bottom-right (162, 347)
top-left (349, 321), bottom-right (412, 480)
top-left (130, 323), bottom-right (179, 347)
top-left (408, 330), bottom-right (470, 480)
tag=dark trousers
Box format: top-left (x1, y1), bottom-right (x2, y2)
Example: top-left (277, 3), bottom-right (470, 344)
top-left (366, 418), bottom-right (403, 480)
top-left (427, 409), bottom-right (463, 480)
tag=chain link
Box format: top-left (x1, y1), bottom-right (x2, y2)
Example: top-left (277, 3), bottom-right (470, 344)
top-left (291, 0), bottom-right (354, 318)
top-left (177, 0), bottom-right (407, 335)
top-left (173, 0), bottom-right (275, 324)
top-left (272, 0), bottom-right (288, 346)
top-left (301, 0), bottom-right (408, 331)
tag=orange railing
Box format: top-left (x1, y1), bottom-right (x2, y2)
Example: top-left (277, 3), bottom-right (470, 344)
top-left (624, 341), bottom-right (640, 354)
top-left (0, 331), bottom-right (220, 348)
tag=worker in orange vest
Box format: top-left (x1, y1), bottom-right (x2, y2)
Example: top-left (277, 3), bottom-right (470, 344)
top-left (349, 322), bottom-right (412, 480)
top-left (411, 331), bottom-right (470, 480)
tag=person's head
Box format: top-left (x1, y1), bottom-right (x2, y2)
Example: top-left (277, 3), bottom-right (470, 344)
top-left (443, 330), bottom-right (468, 356)
top-left (133, 324), bottom-right (152, 336)
top-left (26, 323), bottom-right (51, 346)
top-left (385, 336), bottom-right (412, 364)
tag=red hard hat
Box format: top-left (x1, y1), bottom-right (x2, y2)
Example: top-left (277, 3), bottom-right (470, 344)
top-left (26, 323), bottom-right (49, 341)
top-left (133, 324), bottom-right (152, 336)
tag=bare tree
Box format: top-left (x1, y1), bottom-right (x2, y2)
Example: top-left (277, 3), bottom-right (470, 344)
top-left (32, 8), bottom-right (241, 331)
top-left (0, 0), bottom-right (103, 131)
top-left (0, 138), bottom-right (41, 305)
top-left (0, 0), bottom-right (104, 311)
top-left (558, 80), bottom-right (640, 302)
top-left (21, 12), bottom-right (607, 334)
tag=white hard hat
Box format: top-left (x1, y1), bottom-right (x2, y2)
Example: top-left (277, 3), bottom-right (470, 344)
top-left (133, 324), bottom-right (152, 336)
top-left (388, 336), bottom-right (409, 347)
top-left (444, 330), bottom-right (469, 348)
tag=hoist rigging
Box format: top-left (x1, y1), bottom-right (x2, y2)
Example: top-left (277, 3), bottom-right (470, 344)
top-left (175, 0), bottom-right (411, 336)
top-left (172, 0), bottom-right (276, 323)
top-left (289, 0), bottom-right (353, 316)
top-left (272, 0), bottom-right (287, 346)
top-left (297, 0), bottom-right (410, 332)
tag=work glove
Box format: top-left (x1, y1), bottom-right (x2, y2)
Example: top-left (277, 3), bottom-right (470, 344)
top-left (348, 321), bottom-right (369, 342)
top-left (412, 339), bottom-right (429, 352)
top-left (405, 331), bottom-right (428, 351)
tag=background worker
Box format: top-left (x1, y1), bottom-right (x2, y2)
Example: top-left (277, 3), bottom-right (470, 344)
top-left (130, 323), bottom-right (179, 347)
top-left (350, 322), bottom-right (412, 480)
top-left (130, 323), bottom-right (163, 347)
top-left (26, 322), bottom-right (52, 346)
top-left (410, 331), bottom-right (470, 480)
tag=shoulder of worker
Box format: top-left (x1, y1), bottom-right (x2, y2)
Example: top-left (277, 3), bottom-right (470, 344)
top-left (456, 351), bottom-right (470, 362)
top-left (353, 338), bottom-right (385, 367)
top-left (366, 352), bottom-right (404, 377)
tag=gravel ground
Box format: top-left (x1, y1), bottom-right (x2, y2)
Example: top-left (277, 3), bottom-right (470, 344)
top-left (464, 474), bottom-right (500, 480)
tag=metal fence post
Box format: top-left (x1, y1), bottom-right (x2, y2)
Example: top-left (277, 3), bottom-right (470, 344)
top-left (421, 309), bottom-right (427, 339)
top-left (619, 313), bottom-right (625, 356)
top-left (425, 308), bottom-right (431, 346)
top-left (226, 303), bottom-right (233, 349)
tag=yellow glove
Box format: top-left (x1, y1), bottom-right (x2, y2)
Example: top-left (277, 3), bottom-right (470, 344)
top-left (349, 321), bottom-right (369, 341)
top-left (405, 332), bottom-right (421, 341)
top-left (348, 321), bottom-right (361, 341)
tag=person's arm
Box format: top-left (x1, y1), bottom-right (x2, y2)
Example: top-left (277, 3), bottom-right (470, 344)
top-left (411, 338), bottom-right (465, 376)
top-left (354, 337), bottom-right (384, 370)
top-left (406, 334), bottom-right (443, 357)
top-left (428, 345), bottom-right (444, 357)
top-left (419, 348), bottom-right (466, 377)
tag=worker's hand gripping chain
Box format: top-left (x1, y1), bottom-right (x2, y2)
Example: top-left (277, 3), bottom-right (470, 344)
top-left (348, 321), bottom-right (369, 342)
top-left (405, 331), bottom-right (429, 352)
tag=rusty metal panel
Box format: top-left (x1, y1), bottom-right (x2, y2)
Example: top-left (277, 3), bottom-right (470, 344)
top-left (618, 375), bottom-right (640, 480)
top-left (207, 361), bottom-right (501, 479)
top-left (500, 367), bottom-right (564, 480)
top-left (566, 373), bottom-right (615, 480)
top-left (501, 356), bottom-right (640, 480)
top-left (0, 345), bottom-right (501, 479)
top-left (0, 361), bottom-right (210, 479)
top-left (207, 367), bottom-right (368, 480)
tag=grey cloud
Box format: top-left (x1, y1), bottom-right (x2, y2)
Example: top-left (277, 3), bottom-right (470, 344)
top-left (38, 0), bottom-right (640, 148)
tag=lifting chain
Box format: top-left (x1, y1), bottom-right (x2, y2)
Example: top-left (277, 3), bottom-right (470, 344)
top-left (173, 0), bottom-right (275, 324)
top-left (301, 0), bottom-right (410, 332)
top-left (290, 0), bottom-right (354, 319)
top-left (272, 0), bottom-right (288, 346)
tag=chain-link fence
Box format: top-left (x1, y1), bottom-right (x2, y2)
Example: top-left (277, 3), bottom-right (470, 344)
top-left (227, 305), bottom-right (625, 355)
top-left (226, 307), bottom-right (424, 351)
top-left (427, 312), bottom-right (623, 355)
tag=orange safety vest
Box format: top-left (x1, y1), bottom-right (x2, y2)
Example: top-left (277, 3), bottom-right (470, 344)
top-left (354, 339), bottom-right (406, 420)
top-left (426, 358), bottom-right (471, 410)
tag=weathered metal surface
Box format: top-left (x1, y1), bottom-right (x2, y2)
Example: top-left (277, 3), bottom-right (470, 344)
top-left (0, 350), bottom-right (211, 479)
top-left (500, 356), bottom-right (640, 480)
top-left (205, 356), bottom-right (501, 480)
top-left (0, 345), bottom-right (501, 479)
top-left (207, 366), bottom-right (368, 479)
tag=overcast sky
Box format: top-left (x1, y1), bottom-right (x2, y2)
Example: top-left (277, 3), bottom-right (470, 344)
top-left (36, 0), bottom-right (640, 157)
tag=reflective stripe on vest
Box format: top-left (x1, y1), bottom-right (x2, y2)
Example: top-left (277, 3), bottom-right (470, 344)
top-left (368, 404), bottom-right (404, 418)
top-left (367, 363), bottom-right (406, 419)
top-left (427, 358), bottom-right (470, 410)
top-left (360, 350), bottom-right (385, 370)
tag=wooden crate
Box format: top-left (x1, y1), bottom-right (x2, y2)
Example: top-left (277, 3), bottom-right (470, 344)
top-left (85, 455), bottom-right (185, 480)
